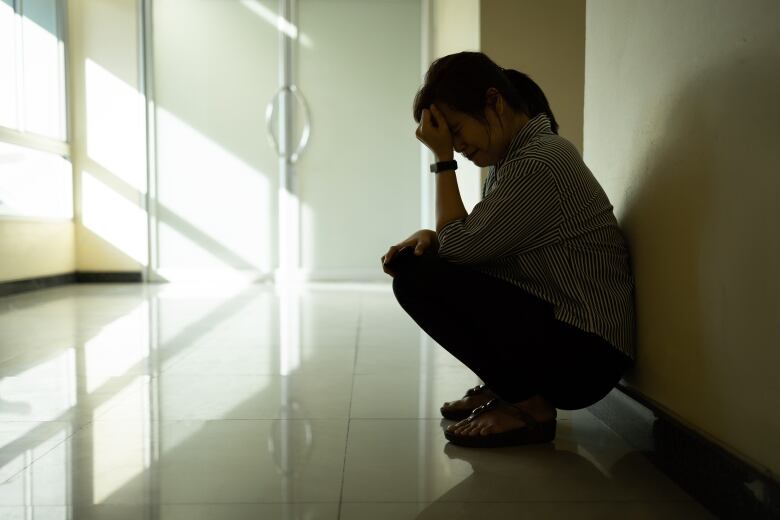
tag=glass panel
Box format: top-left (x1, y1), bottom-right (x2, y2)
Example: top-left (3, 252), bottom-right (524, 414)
top-left (153, 0), bottom-right (279, 281)
top-left (0, 0), bottom-right (17, 129)
top-left (0, 141), bottom-right (73, 218)
top-left (21, 0), bottom-right (64, 139)
top-left (297, 0), bottom-right (422, 274)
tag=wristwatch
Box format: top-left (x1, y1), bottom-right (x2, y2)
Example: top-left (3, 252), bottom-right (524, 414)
top-left (430, 160), bottom-right (458, 173)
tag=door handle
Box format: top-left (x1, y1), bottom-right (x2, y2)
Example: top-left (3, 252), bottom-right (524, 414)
top-left (265, 85), bottom-right (311, 163)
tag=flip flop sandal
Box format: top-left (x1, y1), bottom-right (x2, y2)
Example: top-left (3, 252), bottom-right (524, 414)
top-left (444, 398), bottom-right (557, 448)
top-left (440, 384), bottom-right (495, 421)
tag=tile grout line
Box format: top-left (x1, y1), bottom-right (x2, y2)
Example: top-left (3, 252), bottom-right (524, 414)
top-left (0, 419), bottom-right (90, 485)
top-left (335, 293), bottom-right (364, 520)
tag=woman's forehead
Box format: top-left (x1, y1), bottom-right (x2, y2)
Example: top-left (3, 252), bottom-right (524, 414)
top-left (436, 103), bottom-right (466, 123)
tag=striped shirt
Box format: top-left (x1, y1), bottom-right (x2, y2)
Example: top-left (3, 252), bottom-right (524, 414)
top-left (437, 114), bottom-right (636, 360)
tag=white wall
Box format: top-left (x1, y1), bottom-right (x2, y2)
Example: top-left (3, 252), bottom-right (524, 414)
top-left (430, 0), bottom-right (482, 213)
top-left (584, 0), bottom-right (780, 477)
top-left (68, 0), bottom-right (148, 273)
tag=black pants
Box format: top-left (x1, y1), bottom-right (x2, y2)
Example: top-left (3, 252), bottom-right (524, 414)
top-left (390, 247), bottom-right (632, 410)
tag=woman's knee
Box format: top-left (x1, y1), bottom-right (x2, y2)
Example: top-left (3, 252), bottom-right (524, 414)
top-left (391, 249), bottom-right (445, 300)
top-left (391, 250), bottom-right (427, 299)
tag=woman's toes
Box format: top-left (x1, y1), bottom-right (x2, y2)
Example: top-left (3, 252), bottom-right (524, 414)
top-left (456, 424), bottom-right (473, 435)
top-left (463, 424), bottom-right (479, 435)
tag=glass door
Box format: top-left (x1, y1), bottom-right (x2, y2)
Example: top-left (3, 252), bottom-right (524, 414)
top-left (296, 0), bottom-right (422, 280)
top-left (149, 0), bottom-right (422, 283)
top-left (150, 0), bottom-right (281, 282)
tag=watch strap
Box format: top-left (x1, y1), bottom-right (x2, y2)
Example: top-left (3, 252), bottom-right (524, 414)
top-left (430, 160), bottom-right (458, 173)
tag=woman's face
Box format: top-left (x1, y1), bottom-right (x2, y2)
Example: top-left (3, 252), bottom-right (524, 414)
top-left (436, 90), bottom-right (519, 167)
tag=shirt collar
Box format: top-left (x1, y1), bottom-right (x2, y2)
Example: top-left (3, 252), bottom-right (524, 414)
top-left (507, 113), bottom-right (552, 152)
top-left (494, 113), bottom-right (552, 171)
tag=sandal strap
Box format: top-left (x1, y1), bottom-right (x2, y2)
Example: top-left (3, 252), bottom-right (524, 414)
top-left (464, 397), bottom-right (502, 422)
top-left (504, 403), bottom-right (541, 428)
top-left (464, 384), bottom-right (487, 397)
top-left (464, 398), bottom-right (541, 428)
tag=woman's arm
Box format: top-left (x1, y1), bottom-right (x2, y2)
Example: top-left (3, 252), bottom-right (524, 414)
top-left (433, 153), bottom-right (469, 234)
top-left (414, 104), bottom-right (469, 232)
top-left (437, 159), bottom-right (562, 264)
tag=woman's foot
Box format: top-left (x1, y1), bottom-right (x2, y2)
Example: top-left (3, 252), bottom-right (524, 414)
top-left (440, 386), bottom-right (496, 418)
top-left (445, 395), bottom-right (557, 437)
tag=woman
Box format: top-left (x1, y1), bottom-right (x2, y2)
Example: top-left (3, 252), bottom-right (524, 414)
top-left (380, 52), bottom-right (636, 449)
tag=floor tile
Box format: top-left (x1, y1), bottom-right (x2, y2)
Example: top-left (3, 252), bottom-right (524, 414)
top-left (0, 419), bottom-right (348, 506)
top-left (342, 416), bottom-right (698, 503)
top-left (0, 283), bottom-right (714, 517)
top-left (0, 422), bottom-right (73, 484)
top-left (0, 503), bottom-right (341, 520)
top-left (339, 500), bottom-right (715, 519)
top-left (350, 372), bottom-right (481, 419)
top-left (161, 341), bottom-right (356, 376)
top-left (89, 373), bottom-right (354, 422)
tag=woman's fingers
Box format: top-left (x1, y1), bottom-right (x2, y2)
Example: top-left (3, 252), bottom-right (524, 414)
top-left (381, 235), bottom-right (432, 277)
top-left (381, 243), bottom-right (406, 265)
top-left (381, 245), bottom-right (407, 278)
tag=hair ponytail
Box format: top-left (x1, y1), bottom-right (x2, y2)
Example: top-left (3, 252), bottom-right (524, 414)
top-left (413, 52), bottom-right (559, 136)
top-left (502, 69), bottom-right (559, 134)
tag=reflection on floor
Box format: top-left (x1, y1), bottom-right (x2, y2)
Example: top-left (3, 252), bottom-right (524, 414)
top-left (0, 283), bottom-right (714, 519)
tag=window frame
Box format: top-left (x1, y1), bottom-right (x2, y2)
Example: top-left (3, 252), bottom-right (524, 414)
top-left (0, 0), bottom-right (73, 221)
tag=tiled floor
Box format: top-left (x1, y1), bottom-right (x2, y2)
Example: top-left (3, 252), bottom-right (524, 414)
top-left (0, 283), bottom-right (714, 519)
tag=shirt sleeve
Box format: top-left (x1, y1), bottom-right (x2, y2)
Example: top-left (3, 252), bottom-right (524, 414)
top-left (437, 158), bottom-right (562, 264)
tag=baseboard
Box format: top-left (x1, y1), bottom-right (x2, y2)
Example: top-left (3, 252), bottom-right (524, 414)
top-left (0, 271), bottom-right (142, 297)
top-left (74, 271), bottom-right (143, 283)
top-left (588, 384), bottom-right (779, 519)
top-left (0, 273), bottom-right (76, 297)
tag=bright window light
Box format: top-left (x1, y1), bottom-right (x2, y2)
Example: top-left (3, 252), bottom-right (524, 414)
top-left (92, 376), bottom-right (149, 504)
top-left (82, 170), bottom-right (148, 264)
top-left (84, 303), bottom-right (150, 393)
top-left (239, 0), bottom-right (313, 47)
top-left (155, 108), bottom-right (272, 279)
top-left (85, 59), bottom-right (146, 192)
top-left (21, 0), bottom-right (63, 139)
top-left (0, 141), bottom-right (72, 219)
top-left (0, 0), bottom-right (17, 128)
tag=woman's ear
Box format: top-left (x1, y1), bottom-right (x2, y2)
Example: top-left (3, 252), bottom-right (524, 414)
top-left (485, 87), bottom-right (504, 116)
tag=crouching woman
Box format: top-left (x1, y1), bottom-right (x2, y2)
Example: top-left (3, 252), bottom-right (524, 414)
top-left (381, 51), bottom-right (635, 448)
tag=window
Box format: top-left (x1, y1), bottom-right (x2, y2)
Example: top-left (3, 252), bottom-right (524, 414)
top-left (0, 0), bottom-right (71, 219)
top-left (0, 140), bottom-right (72, 219)
top-left (0, 0), bottom-right (18, 129)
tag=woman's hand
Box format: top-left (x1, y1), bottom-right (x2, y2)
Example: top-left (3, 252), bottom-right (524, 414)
top-left (416, 104), bottom-right (454, 161)
top-left (381, 229), bottom-right (438, 278)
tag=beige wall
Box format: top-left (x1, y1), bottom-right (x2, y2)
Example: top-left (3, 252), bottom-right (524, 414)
top-left (584, 0), bottom-right (780, 476)
top-left (429, 0), bottom-right (585, 207)
top-left (0, 220), bottom-right (75, 282)
top-left (481, 0), bottom-right (585, 153)
top-left (68, 0), bottom-right (147, 273)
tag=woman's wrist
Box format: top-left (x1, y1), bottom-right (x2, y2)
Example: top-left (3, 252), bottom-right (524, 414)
top-left (434, 151), bottom-right (454, 162)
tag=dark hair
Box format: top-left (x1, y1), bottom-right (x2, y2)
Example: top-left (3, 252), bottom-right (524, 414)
top-left (412, 51), bottom-right (559, 135)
